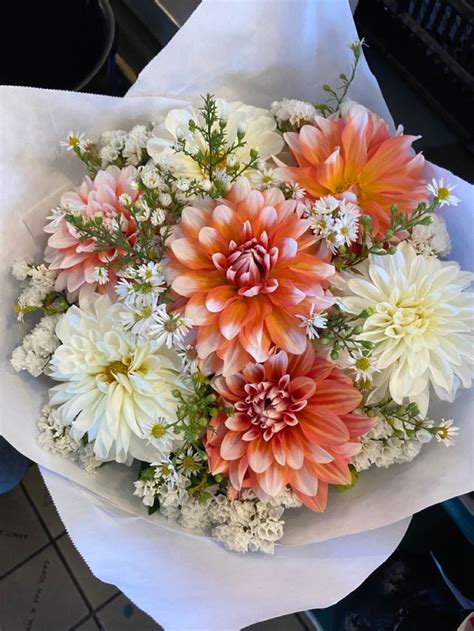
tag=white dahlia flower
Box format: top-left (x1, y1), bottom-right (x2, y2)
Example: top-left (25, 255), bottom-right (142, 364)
top-left (146, 99), bottom-right (283, 180)
top-left (343, 242), bottom-right (474, 415)
top-left (48, 295), bottom-right (187, 464)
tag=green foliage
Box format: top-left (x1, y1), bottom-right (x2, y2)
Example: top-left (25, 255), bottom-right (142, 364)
top-left (313, 40), bottom-right (366, 116)
top-left (320, 304), bottom-right (374, 360)
top-left (334, 200), bottom-right (438, 271)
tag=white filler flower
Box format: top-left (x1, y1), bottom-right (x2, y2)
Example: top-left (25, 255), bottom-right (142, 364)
top-left (343, 242), bottom-right (474, 415)
top-left (48, 295), bottom-right (186, 463)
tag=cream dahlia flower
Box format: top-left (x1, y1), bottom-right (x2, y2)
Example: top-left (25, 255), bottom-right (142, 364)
top-left (147, 99), bottom-right (284, 180)
top-left (343, 242), bottom-right (474, 415)
top-left (48, 295), bottom-right (186, 464)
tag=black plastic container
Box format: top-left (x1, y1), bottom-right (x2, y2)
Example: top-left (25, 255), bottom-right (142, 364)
top-left (1, 0), bottom-right (116, 93)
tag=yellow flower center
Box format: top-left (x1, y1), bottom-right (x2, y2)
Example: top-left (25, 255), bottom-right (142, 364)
top-left (150, 423), bottom-right (166, 439)
top-left (102, 360), bottom-right (129, 383)
top-left (68, 136), bottom-right (80, 147)
top-left (437, 187), bottom-right (450, 200)
top-left (355, 356), bottom-right (370, 371)
top-left (182, 455), bottom-right (197, 470)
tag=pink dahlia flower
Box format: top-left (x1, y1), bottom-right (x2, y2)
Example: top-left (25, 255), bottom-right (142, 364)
top-left (166, 178), bottom-right (336, 377)
top-left (44, 165), bottom-right (139, 301)
top-left (279, 105), bottom-right (426, 236)
top-left (205, 346), bottom-right (374, 512)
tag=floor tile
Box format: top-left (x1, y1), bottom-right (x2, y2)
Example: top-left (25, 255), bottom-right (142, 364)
top-left (23, 464), bottom-right (66, 538)
top-left (0, 484), bottom-right (50, 576)
top-left (74, 616), bottom-right (101, 630)
top-left (246, 613), bottom-right (307, 630)
top-left (0, 544), bottom-right (89, 630)
top-left (97, 594), bottom-right (162, 630)
top-left (57, 533), bottom-right (119, 608)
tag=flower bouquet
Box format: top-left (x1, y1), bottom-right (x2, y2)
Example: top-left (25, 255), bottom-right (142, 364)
top-left (6, 41), bottom-right (473, 556)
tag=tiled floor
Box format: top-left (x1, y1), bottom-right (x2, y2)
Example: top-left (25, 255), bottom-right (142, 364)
top-left (0, 465), bottom-right (313, 631)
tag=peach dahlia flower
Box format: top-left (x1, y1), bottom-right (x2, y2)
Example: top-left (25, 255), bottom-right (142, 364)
top-left (206, 346), bottom-right (373, 511)
top-left (166, 179), bottom-right (336, 376)
top-left (45, 166), bottom-right (139, 301)
top-left (279, 105), bottom-right (426, 236)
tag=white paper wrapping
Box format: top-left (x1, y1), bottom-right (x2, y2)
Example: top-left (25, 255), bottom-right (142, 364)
top-left (1, 0), bottom-right (473, 627)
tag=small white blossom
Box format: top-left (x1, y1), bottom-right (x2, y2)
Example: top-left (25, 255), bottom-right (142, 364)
top-left (37, 406), bottom-right (102, 472)
top-left (150, 207), bottom-right (167, 227)
top-left (250, 167), bottom-right (282, 190)
top-left (408, 214), bottom-right (451, 257)
top-left (435, 419), bottom-right (459, 446)
top-left (296, 306), bottom-right (328, 340)
top-left (175, 446), bottom-right (202, 477)
top-left (12, 259), bottom-right (32, 281)
top-left (177, 345), bottom-right (199, 374)
top-left (345, 351), bottom-right (377, 382)
top-left (149, 305), bottom-right (192, 348)
top-left (60, 131), bottom-right (88, 152)
top-left (10, 315), bottom-right (60, 377)
top-left (271, 98), bottom-right (316, 127)
top-left (141, 417), bottom-right (176, 458)
top-left (159, 192), bottom-right (172, 208)
top-left (426, 178), bottom-right (460, 207)
top-left (313, 195), bottom-right (340, 215)
top-left (119, 193), bottom-right (132, 207)
top-left (92, 266), bottom-right (109, 286)
top-left (119, 293), bottom-right (160, 335)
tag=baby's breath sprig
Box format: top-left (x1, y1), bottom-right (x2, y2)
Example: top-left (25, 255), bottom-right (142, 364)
top-left (334, 200), bottom-right (437, 271)
top-left (313, 39), bottom-right (366, 117)
top-left (320, 304), bottom-right (374, 361)
top-left (16, 290), bottom-right (70, 320)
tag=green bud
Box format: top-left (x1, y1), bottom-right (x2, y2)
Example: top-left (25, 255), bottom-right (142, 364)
top-left (320, 336), bottom-right (331, 346)
top-left (384, 229), bottom-right (394, 240)
top-left (390, 204), bottom-right (398, 214)
top-left (360, 340), bottom-right (374, 349)
top-left (322, 84), bottom-right (332, 92)
top-left (419, 216), bottom-right (433, 225)
top-left (387, 246), bottom-right (397, 255)
top-left (249, 148), bottom-right (259, 160)
top-left (330, 349), bottom-right (339, 361)
top-left (339, 73), bottom-right (348, 81)
top-left (352, 325), bottom-right (363, 335)
top-left (360, 214), bottom-right (372, 227)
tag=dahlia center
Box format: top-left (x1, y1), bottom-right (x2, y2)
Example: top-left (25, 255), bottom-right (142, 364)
top-left (217, 221), bottom-right (279, 296)
top-left (240, 375), bottom-right (307, 441)
top-left (384, 301), bottom-right (429, 338)
top-left (102, 360), bottom-right (130, 383)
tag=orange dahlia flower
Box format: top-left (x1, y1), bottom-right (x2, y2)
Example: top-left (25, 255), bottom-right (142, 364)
top-left (279, 106), bottom-right (426, 236)
top-left (205, 346), bottom-right (373, 511)
top-left (166, 179), bottom-right (336, 376)
top-left (44, 166), bottom-right (139, 301)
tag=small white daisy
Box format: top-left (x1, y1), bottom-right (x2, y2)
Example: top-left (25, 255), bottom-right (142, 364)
top-left (60, 131), bottom-right (87, 152)
top-left (175, 446), bottom-right (202, 477)
top-left (151, 458), bottom-right (178, 481)
top-left (345, 351), bottom-right (377, 382)
top-left (312, 213), bottom-right (335, 237)
top-left (426, 178), bottom-right (460, 207)
top-left (119, 293), bottom-right (160, 335)
top-left (150, 208), bottom-right (166, 227)
top-left (150, 305), bottom-right (193, 348)
top-left (334, 212), bottom-right (359, 247)
top-left (137, 261), bottom-right (165, 286)
top-left (177, 344), bottom-right (199, 374)
top-left (296, 306), bottom-right (328, 340)
top-left (142, 417), bottom-right (175, 456)
top-left (92, 266), bottom-right (109, 286)
top-left (115, 278), bottom-right (136, 301)
top-left (435, 419), bottom-right (459, 446)
top-left (251, 167), bottom-right (282, 190)
top-left (286, 183), bottom-right (306, 199)
top-left (46, 206), bottom-right (66, 228)
top-left (312, 195), bottom-right (340, 215)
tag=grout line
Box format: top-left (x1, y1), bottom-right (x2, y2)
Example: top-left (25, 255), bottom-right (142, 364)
top-left (0, 541), bottom-right (52, 581)
top-left (20, 482), bottom-right (97, 620)
top-left (69, 613), bottom-right (95, 631)
top-left (93, 591), bottom-right (121, 615)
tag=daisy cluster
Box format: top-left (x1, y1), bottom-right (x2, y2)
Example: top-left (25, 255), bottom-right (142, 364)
top-left (11, 48), bottom-right (472, 554)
